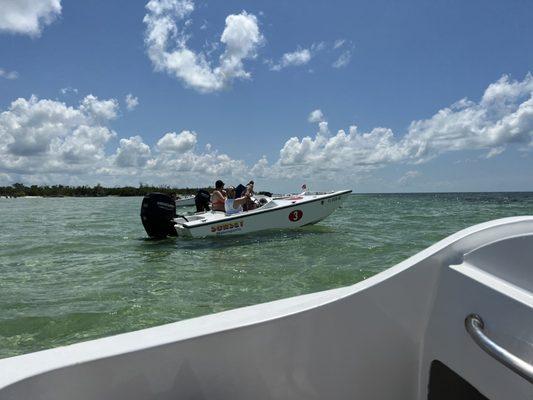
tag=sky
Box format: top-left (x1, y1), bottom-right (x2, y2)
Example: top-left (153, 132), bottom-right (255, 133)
top-left (0, 0), bottom-right (532, 193)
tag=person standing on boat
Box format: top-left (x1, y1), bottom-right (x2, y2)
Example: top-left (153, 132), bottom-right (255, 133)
top-left (244, 180), bottom-right (256, 211)
top-left (245, 180), bottom-right (254, 196)
top-left (225, 186), bottom-right (249, 215)
top-left (211, 180), bottom-right (226, 212)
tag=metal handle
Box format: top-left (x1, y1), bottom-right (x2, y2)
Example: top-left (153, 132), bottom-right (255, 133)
top-left (465, 314), bottom-right (533, 384)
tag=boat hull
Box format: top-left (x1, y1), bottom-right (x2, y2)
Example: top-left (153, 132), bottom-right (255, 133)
top-left (175, 196), bottom-right (195, 207)
top-left (177, 190), bottom-right (351, 238)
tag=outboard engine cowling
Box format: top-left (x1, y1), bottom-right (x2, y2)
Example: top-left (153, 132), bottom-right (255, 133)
top-left (140, 193), bottom-right (177, 238)
top-left (195, 189), bottom-right (210, 212)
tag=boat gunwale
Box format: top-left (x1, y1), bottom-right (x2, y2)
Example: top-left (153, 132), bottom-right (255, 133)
top-left (179, 189), bottom-right (352, 229)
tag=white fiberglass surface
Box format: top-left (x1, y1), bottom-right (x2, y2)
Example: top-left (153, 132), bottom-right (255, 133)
top-left (464, 233), bottom-right (533, 293)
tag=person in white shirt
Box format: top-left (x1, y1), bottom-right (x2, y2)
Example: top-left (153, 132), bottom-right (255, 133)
top-left (224, 186), bottom-right (249, 215)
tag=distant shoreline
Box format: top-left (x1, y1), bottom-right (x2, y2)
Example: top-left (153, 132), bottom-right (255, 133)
top-left (0, 184), bottom-right (207, 198)
top-left (1, 191), bottom-right (532, 199)
top-left (1, 184), bottom-right (532, 198)
top-left (0, 195), bottom-right (172, 198)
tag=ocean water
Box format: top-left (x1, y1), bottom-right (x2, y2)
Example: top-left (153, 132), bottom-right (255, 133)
top-left (1, 192), bottom-right (532, 359)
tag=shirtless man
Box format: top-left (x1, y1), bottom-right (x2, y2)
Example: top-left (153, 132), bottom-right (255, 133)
top-left (211, 180), bottom-right (226, 212)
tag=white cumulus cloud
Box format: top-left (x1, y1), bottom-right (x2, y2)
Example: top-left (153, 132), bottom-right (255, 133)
top-left (0, 94), bottom-right (249, 186)
top-left (254, 74), bottom-right (533, 180)
top-left (125, 93), bottom-right (139, 111)
top-left (0, 95), bottom-right (117, 175)
top-left (308, 109), bottom-right (325, 123)
top-left (60, 87), bottom-right (78, 95)
top-left (1, 74), bottom-right (532, 188)
top-left (79, 95), bottom-right (119, 122)
top-left (0, 0), bottom-right (61, 37)
top-left (0, 68), bottom-right (19, 80)
top-left (402, 74), bottom-right (533, 161)
top-left (114, 136), bottom-right (151, 167)
top-left (156, 130), bottom-right (197, 153)
top-left (333, 39), bottom-right (346, 49)
top-left (268, 42), bottom-right (327, 71)
top-left (332, 50), bottom-right (352, 68)
top-left (269, 48), bottom-right (312, 71)
top-left (143, 0), bottom-right (263, 93)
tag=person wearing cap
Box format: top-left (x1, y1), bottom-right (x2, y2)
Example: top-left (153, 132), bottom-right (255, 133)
top-left (211, 180), bottom-right (226, 212)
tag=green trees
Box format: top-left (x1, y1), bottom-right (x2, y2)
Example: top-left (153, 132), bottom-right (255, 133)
top-left (0, 183), bottom-right (208, 197)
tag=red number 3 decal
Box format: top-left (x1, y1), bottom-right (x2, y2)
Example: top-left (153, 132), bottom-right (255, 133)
top-left (289, 210), bottom-right (303, 222)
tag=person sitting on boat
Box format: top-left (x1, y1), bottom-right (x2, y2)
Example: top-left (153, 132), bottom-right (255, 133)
top-left (225, 186), bottom-right (249, 215)
top-left (211, 180), bottom-right (226, 212)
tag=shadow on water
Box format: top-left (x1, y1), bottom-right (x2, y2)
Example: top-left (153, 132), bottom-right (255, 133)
top-left (135, 224), bottom-right (336, 252)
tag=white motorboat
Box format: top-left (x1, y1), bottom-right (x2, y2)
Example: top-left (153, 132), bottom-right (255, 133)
top-left (175, 190), bottom-right (351, 238)
top-left (141, 190), bottom-right (352, 238)
top-left (174, 195), bottom-right (195, 207)
top-left (1, 216), bottom-right (532, 399)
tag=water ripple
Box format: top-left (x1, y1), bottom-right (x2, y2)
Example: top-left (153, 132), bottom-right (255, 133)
top-left (1, 193), bottom-right (532, 358)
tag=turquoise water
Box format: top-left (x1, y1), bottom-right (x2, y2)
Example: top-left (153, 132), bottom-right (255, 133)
top-left (1, 193), bottom-right (532, 359)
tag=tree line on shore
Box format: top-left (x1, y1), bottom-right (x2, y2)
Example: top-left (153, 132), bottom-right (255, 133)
top-left (0, 183), bottom-right (208, 198)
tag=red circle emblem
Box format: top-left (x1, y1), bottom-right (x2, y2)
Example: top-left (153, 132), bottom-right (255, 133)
top-left (288, 210), bottom-right (303, 222)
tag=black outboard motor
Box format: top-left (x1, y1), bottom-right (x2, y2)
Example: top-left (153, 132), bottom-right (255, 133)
top-left (140, 193), bottom-right (177, 238)
top-left (195, 189), bottom-right (211, 212)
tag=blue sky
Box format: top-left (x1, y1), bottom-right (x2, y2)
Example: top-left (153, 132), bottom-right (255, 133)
top-left (0, 0), bottom-right (532, 192)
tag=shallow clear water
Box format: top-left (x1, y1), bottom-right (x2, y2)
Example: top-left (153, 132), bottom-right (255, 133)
top-left (1, 193), bottom-right (532, 359)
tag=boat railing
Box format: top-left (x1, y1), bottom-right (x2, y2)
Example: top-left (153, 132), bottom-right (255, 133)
top-left (465, 314), bottom-right (533, 384)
